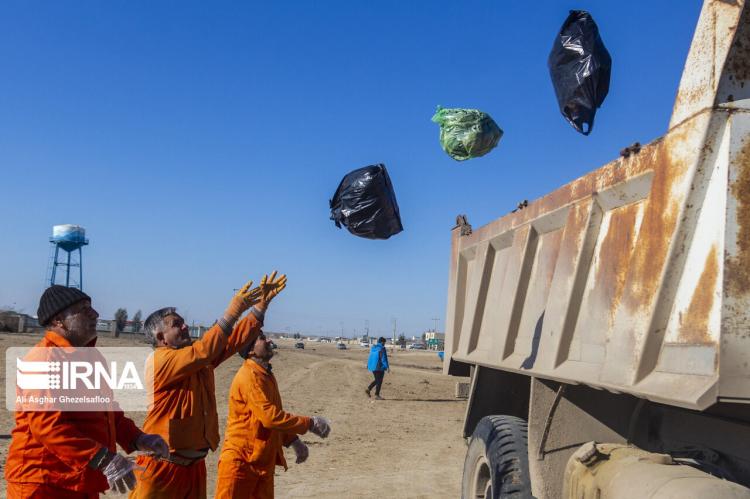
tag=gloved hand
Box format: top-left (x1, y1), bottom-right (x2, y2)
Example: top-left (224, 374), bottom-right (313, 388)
top-left (309, 416), bottom-right (331, 439)
top-left (256, 271), bottom-right (287, 310)
top-left (135, 433), bottom-right (169, 459)
top-left (290, 438), bottom-right (309, 464)
top-left (225, 280), bottom-right (263, 319)
top-left (100, 452), bottom-right (137, 494)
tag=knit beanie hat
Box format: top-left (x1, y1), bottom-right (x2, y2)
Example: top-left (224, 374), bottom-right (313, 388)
top-left (37, 285), bottom-right (91, 326)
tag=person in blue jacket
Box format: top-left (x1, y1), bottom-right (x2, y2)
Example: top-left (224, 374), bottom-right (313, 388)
top-left (366, 337), bottom-right (390, 400)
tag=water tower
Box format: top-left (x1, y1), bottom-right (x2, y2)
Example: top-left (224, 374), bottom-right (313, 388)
top-left (48, 224), bottom-right (89, 290)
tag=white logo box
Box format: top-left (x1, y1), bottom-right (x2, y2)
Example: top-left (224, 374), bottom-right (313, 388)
top-left (6, 347), bottom-right (153, 412)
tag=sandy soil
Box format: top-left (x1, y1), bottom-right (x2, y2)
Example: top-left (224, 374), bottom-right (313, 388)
top-left (0, 333), bottom-right (469, 498)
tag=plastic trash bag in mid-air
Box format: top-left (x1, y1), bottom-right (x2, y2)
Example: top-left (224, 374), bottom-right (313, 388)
top-left (431, 107), bottom-right (503, 161)
top-left (329, 164), bottom-right (403, 240)
top-left (548, 10), bottom-right (612, 135)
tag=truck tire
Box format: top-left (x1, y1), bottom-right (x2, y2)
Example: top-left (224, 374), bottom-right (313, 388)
top-left (462, 415), bottom-right (533, 499)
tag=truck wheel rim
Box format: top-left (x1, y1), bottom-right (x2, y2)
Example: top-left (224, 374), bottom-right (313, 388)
top-left (472, 455), bottom-right (492, 498)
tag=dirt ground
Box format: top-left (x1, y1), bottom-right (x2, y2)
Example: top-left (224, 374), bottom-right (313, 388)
top-left (0, 333), bottom-right (469, 498)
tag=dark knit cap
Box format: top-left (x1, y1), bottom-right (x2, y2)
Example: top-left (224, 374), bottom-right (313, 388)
top-left (37, 285), bottom-right (91, 326)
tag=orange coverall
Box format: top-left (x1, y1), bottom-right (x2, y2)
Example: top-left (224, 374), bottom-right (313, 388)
top-left (214, 359), bottom-right (312, 499)
top-left (129, 313), bottom-right (262, 499)
top-left (5, 331), bottom-right (143, 498)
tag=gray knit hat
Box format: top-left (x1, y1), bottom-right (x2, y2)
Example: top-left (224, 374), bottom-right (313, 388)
top-left (37, 285), bottom-right (91, 326)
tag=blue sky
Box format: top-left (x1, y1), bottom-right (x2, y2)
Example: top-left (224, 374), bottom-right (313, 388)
top-left (0, 1), bottom-right (702, 338)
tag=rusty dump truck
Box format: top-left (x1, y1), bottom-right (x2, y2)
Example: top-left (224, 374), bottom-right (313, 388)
top-left (444, 1), bottom-right (750, 498)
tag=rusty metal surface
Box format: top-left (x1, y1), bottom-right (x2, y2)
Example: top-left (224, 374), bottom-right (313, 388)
top-left (443, 0), bottom-right (750, 409)
top-left (680, 245), bottom-right (719, 344)
top-left (671, 0), bottom-right (749, 126)
top-left (727, 138), bottom-right (750, 294)
top-left (719, 114), bottom-right (750, 398)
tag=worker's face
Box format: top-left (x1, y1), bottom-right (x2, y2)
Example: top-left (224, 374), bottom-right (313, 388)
top-left (157, 314), bottom-right (192, 349)
top-left (54, 300), bottom-right (99, 346)
top-left (251, 334), bottom-right (274, 362)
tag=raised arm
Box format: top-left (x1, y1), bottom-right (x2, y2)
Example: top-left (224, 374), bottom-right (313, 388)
top-left (152, 279), bottom-right (263, 385)
top-left (152, 324), bottom-right (229, 386)
top-left (212, 311), bottom-right (263, 367)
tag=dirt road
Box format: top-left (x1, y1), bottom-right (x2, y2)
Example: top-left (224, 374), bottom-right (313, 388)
top-left (0, 334), bottom-right (469, 498)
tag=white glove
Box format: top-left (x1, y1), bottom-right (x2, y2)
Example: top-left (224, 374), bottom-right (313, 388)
top-left (135, 433), bottom-right (169, 458)
top-left (310, 416), bottom-right (331, 438)
top-left (101, 452), bottom-right (137, 494)
top-left (290, 438), bottom-right (309, 463)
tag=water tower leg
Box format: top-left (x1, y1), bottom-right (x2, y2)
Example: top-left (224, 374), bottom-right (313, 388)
top-left (66, 251), bottom-right (71, 287)
top-left (50, 245), bottom-right (60, 286)
top-left (78, 247), bottom-right (83, 291)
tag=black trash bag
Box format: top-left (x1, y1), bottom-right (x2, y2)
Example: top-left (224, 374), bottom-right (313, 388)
top-left (548, 10), bottom-right (612, 135)
top-left (329, 164), bottom-right (403, 240)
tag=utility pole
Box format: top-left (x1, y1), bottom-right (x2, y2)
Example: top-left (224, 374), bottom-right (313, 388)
top-left (431, 317), bottom-right (440, 332)
top-left (392, 318), bottom-right (397, 344)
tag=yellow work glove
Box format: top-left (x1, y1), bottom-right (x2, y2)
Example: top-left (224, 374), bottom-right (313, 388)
top-left (257, 271), bottom-right (287, 309)
top-left (224, 280), bottom-right (263, 320)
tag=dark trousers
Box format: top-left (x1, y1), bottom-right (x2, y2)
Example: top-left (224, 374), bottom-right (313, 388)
top-left (367, 370), bottom-right (385, 396)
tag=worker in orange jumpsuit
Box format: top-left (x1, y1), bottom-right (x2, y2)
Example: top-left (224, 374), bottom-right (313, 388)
top-left (129, 272), bottom-right (287, 499)
top-left (214, 332), bottom-right (332, 498)
top-left (5, 285), bottom-right (169, 498)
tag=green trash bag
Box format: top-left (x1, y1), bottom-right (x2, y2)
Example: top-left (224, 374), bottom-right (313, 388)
top-left (431, 106), bottom-right (503, 161)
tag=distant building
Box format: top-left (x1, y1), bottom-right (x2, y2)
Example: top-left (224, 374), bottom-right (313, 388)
top-left (96, 319), bottom-right (116, 332)
top-left (0, 312), bottom-right (40, 333)
top-left (96, 319), bottom-right (145, 335)
top-left (188, 325), bottom-right (211, 339)
top-left (96, 319), bottom-right (139, 334)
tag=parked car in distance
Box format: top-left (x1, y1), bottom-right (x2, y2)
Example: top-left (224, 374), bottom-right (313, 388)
top-left (360, 342), bottom-right (370, 348)
top-left (408, 343), bottom-right (426, 350)
top-left (294, 342), bottom-right (305, 349)
top-left (337, 342), bottom-right (347, 350)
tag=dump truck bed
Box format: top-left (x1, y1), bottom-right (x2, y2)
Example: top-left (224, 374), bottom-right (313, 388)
top-left (444, 0), bottom-right (750, 410)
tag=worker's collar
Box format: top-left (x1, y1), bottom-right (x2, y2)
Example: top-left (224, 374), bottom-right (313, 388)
top-left (44, 330), bottom-right (97, 348)
top-left (248, 357), bottom-right (273, 374)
